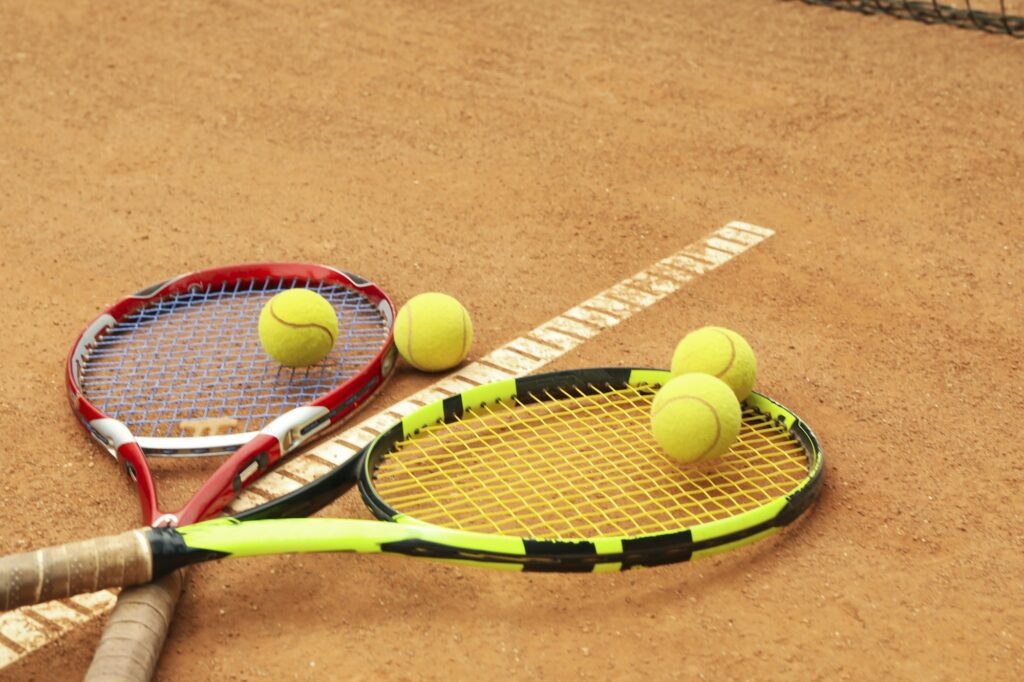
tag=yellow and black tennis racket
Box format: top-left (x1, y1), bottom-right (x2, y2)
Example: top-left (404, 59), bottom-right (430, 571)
top-left (0, 367), bottom-right (823, 596)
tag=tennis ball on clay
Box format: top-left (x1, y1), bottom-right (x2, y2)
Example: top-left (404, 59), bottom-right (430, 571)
top-left (394, 292), bottom-right (473, 372)
top-left (258, 288), bottom-right (338, 367)
top-left (650, 373), bottom-right (741, 465)
top-left (670, 326), bottom-right (757, 401)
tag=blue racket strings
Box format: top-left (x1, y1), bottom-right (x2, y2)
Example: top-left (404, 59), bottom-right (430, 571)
top-left (78, 277), bottom-right (389, 442)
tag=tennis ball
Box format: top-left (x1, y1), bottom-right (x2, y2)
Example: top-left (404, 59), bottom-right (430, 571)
top-left (650, 373), bottom-right (741, 465)
top-left (258, 289), bottom-right (338, 367)
top-left (670, 326), bottom-right (757, 401)
top-left (394, 292), bottom-right (473, 372)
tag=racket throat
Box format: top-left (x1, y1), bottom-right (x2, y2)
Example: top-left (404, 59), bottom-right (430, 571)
top-left (147, 527), bottom-right (231, 577)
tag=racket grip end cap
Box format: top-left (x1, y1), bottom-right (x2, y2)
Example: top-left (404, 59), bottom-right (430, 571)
top-left (0, 529), bottom-right (153, 610)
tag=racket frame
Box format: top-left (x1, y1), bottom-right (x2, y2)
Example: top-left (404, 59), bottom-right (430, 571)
top-left (356, 367), bottom-right (824, 571)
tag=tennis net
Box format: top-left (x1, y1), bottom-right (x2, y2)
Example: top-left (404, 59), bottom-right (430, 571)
top-left (796, 1), bottom-right (1024, 36)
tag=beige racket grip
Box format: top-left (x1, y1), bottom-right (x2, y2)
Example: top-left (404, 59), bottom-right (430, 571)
top-left (84, 568), bottom-right (186, 681)
top-left (0, 529), bottom-right (153, 610)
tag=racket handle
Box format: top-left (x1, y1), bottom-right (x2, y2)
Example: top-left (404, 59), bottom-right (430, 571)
top-left (84, 569), bottom-right (186, 682)
top-left (0, 530), bottom-right (153, 610)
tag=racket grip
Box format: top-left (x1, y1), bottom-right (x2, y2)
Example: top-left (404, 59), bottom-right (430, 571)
top-left (0, 530), bottom-right (153, 610)
top-left (84, 569), bottom-right (186, 682)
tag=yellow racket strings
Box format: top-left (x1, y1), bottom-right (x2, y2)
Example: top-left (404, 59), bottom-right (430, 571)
top-left (372, 383), bottom-right (809, 540)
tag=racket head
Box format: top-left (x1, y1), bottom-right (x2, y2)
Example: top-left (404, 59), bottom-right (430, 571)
top-left (358, 367), bottom-right (823, 571)
top-left (68, 262), bottom-right (396, 457)
top-left (66, 262), bottom-right (396, 524)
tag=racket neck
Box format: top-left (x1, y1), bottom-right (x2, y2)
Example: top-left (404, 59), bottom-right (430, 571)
top-left (114, 441), bottom-right (162, 526)
top-left (174, 432), bottom-right (283, 526)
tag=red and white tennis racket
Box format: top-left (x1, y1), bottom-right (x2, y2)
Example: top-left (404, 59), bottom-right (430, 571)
top-left (52, 262), bottom-right (394, 679)
top-left (66, 262), bottom-right (395, 529)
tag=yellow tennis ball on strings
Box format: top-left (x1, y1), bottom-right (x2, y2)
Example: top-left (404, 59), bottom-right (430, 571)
top-left (258, 289), bottom-right (338, 367)
top-left (394, 292), bottom-right (473, 372)
top-left (650, 373), bottom-right (741, 465)
top-left (670, 326), bottom-right (757, 401)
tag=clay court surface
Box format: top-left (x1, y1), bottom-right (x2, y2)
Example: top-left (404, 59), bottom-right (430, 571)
top-left (1, 0), bottom-right (1022, 679)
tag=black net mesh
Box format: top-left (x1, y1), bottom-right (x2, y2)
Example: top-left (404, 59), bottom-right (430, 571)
top-left (795, 1), bottom-right (1024, 36)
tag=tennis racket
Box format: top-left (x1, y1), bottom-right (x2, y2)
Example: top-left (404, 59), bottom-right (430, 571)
top-left (10, 262), bottom-right (394, 677)
top-left (1, 367), bottom-right (822, 596)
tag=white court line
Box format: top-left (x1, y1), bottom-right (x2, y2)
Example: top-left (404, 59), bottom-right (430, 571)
top-left (0, 220), bottom-right (774, 670)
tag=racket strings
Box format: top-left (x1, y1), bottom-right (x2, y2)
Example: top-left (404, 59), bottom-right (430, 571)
top-left (381, 414), bottom-right (803, 517)
top-left (79, 276), bottom-right (390, 438)
top-left (372, 383), bottom-right (809, 540)
top-left (384, 407), bottom-right (804, 518)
